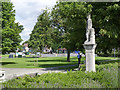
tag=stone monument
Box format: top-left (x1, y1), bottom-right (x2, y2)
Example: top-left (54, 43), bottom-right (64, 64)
top-left (83, 14), bottom-right (96, 72)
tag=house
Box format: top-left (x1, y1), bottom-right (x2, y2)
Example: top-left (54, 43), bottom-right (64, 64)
top-left (58, 48), bottom-right (67, 53)
top-left (43, 46), bottom-right (52, 54)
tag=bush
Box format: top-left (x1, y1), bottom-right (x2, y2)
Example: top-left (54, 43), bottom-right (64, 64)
top-left (2, 63), bottom-right (118, 88)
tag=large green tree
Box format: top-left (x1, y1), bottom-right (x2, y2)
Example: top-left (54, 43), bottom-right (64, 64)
top-left (29, 9), bottom-right (64, 53)
top-left (29, 10), bottom-right (52, 53)
top-left (52, 2), bottom-right (92, 61)
top-left (0, 2), bottom-right (2, 53)
top-left (29, 2), bottom-right (120, 60)
top-left (2, 1), bottom-right (24, 54)
top-left (89, 2), bottom-right (120, 56)
top-left (51, 1), bottom-right (120, 60)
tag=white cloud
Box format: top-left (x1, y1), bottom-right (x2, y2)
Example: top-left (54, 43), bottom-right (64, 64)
top-left (11, 0), bottom-right (58, 44)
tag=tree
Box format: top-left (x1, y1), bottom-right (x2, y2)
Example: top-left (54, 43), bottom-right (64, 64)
top-left (2, 1), bottom-right (24, 54)
top-left (29, 10), bottom-right (52, 53)
top-left (51, 2), bottom-right (92, 61)
top-left (29, 8), bottom-right (64, 54)
top-left (89, 2), bottom-right (120, 56)
top-left (50, 5), bottom-right (65, 53)
top-left (29, 2), bottom-right (120, 59)
top-left (0, 2), bottom-right (2, 53)
top-left (51, 1), bottom-right (120, 59)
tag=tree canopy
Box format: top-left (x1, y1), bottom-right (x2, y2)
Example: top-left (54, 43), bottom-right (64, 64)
top-left (1, 1), bottom-right (24, 54)
top-left (89, 2), bottom-right (120, 55)
top-left (29, 10), bottom-right (52, 52)
top-left (29, 2), bottom-right (120, 59)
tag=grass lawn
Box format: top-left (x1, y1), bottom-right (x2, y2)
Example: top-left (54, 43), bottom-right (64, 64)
top-left (1, 54), bottom-right (9, 57)
top-left (0, 57), bottom-right (78, 68)
top-left (0, 56), bottom-right (119, 68)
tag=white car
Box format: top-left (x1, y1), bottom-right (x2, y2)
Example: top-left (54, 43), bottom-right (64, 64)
top-left (36, 52), bottom-right (40, 55)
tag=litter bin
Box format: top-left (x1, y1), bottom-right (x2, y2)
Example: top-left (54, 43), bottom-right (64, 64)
top-left (18, 55), bottom-right (22, 58)
top-left (9, 54), bottom-right (13, 58)
top-left (26, 52), bottom-right (29, 55)
top-left (25, 52), bottom-right (29, 55)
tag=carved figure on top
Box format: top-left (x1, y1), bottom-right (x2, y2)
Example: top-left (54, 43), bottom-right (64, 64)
top-left (85, 13), bottom-right (95, 44)
top-left (86, 13), bottom-right (92, 30)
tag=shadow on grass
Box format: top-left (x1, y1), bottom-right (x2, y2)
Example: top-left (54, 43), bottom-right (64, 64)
top-left (95, 59), bottom-right (120, 65)
top-left (37, 63), bottom-right (86, 71)
top-left (26, 63), bottom-right (77, 68)
top-left (25, 57), bottom-right (40, 58)
top-left (27, 59), bottom-right (76, 63)
top-left (27, 57), bottom-right (78, 63)
top-left (39, 63), bottom-right (74, 67)
top-left (96, 59), bottom-right (118, 61)
top-left (0, 62), bottom-right (17, 65)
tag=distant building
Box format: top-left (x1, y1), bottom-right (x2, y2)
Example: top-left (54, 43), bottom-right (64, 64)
top-left (43, 45), bottom-right (52, 54)
top-left (24, 43), bottom-right (28, 47)
top-left (23, 43), bottom-right (29, 55)
top-left (58, 48), bottom-right (67, 53)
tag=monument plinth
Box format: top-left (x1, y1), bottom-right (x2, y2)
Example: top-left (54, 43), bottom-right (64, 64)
top-left (83, 43), bottom-right (96, 72)
top-left (83, 14), bottom-right (96, 72)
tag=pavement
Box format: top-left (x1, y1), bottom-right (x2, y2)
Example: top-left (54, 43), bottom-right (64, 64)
top-left (1, 68), bottom-right (63, 81)
top-left (1, 64), bottom-right (78, 81)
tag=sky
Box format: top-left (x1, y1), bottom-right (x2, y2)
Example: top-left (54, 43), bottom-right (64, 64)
top-left (11, 0), bottom-right (58, 44)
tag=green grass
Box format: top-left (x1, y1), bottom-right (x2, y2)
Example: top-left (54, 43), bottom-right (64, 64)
top-left (0, 57), bottom-right (78, 68)
top-left (2, 62), bottom-right (118, 88)
top-left (1, 54), bottom-right (9, 57)
top-left (0, 56), bottom-right (119, 68)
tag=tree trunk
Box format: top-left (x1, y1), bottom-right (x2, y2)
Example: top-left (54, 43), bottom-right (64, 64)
top-left (118, 48), bottom-right (120, 57)
top-left (67, 51), bottom-right (70, 62)
top-left (104, 49), bottom-right (108, 57)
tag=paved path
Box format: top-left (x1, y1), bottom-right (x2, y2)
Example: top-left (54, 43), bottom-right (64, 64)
top-left (1, 68), bottom-right (65, 81)
top-left (1, 64), bottom-right (78, 81)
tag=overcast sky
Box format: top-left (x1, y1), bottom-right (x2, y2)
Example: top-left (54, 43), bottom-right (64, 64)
top-left (11, 0), bottom-right (58, 44)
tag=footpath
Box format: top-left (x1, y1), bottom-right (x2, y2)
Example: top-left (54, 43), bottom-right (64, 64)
top-left (1, 64), bottom-right (78, 81)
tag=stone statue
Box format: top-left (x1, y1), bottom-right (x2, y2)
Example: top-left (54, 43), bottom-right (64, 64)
top-left (86, 14), bottom-right (92, 30)
top-left (83, 13), bottom-right (96, 72)
top-left (85, 14), bottom-right (95, 44)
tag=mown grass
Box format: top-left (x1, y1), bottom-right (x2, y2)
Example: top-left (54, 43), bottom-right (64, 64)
top-left (1, 54), bottom-right (9, 57)
top-left (2, 62), bottom-right (118, 88)
top-left (0, 57), bottom-right (78, 68)
top-left (0, 56), bottom-right (119, 68)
